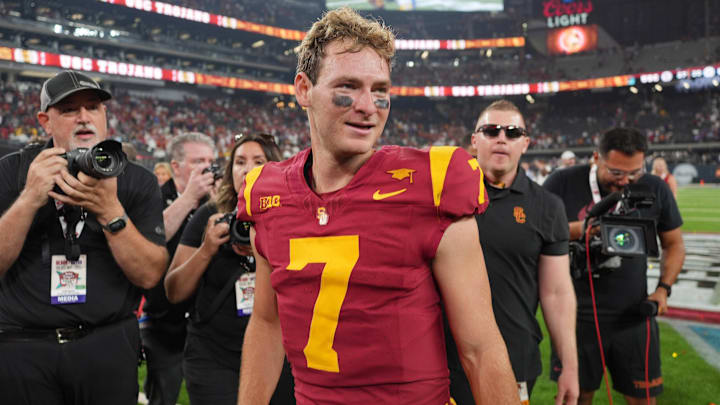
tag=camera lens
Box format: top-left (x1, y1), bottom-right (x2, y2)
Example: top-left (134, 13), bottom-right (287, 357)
top-left (606, 225), bottom-right (642, 254)
top-left (94, 150), bottom-right (113, 169)
top-left (74, 140), bottom-right (128, 178)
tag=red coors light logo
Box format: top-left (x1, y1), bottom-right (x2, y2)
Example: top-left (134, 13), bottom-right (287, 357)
top-left (543, 0), bottom-right (593, 28)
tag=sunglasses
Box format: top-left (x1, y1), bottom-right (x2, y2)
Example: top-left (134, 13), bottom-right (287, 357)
top-left (475, 124), bottom-right (528, 139)
top-left (234, 133), bottom-right (277, 144)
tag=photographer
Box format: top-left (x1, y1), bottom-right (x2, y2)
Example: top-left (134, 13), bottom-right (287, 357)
top-left (164, 134), bottom-right (294, 405)
top-left (543, 128), bottom-right (685, 405)
top-left (0, 70), bottom-right (168, 404)
top-left (141, 131), bottom-right (217, 405)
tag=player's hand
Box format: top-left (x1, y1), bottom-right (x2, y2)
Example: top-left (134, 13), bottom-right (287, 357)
top-left (20, 147), bottom-right (67, 209)
top-left (49, 170), bottom-right (124, 222)
top-left (647, 288), bottom-right (669, 315)
top-left (184, 166), bottom-right (215, 206)
top-left (200, 213), bottom-right (230, 256)
top-left (555, 367), bottom-right (579, 405)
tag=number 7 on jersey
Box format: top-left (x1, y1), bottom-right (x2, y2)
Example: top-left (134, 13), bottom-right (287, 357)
top-left (287, 235), bottom-right (359, 373)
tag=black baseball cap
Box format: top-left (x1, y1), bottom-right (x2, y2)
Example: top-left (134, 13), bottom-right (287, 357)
top-left (40, 70), bottom-right (112, 112)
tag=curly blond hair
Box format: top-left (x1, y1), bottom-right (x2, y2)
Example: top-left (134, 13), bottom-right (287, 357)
top-left (296, 7), bottom-right (395, 84)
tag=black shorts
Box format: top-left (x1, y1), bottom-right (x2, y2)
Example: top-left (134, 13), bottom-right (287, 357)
top-left (551, 318), bottom-right (662, 398)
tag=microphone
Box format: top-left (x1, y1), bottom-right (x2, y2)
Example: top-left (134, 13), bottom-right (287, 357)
top-left (587, 191), bottom-right (622, 218)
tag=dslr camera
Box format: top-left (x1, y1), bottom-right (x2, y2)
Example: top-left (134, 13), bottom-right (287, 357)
top-left (202, 163), bottom-right (223, 181)
top-left (62, 139), bottom-right (127, 178)
top-left (569, 183), bottom-right (660, 280)
top-left (214, 209), bottom-right (252, 246)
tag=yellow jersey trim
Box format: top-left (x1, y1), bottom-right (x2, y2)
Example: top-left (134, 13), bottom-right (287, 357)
top-left (468, 158), bottom-right (486, 205)
top-left (243, 165), bottom-right (265, 216)
top-left (429, 146), bottom-right (457, 207)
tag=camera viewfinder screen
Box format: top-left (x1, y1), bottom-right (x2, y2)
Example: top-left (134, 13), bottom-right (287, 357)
top-left (604, 224), bottom-right (645, 256)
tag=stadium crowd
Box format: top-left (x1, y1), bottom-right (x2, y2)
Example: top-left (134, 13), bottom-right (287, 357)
top-left (2, 80), bottom-right (719, 164)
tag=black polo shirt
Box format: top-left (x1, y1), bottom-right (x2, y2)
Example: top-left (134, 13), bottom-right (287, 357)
top-left (142, 178), bottom-right (206, 333)
top-left (543, 164), bottom-right (683, 323)
top-left (446, 168), bottom-right (569, 383)
top-left (0, 142), bottom-right (166, 329)
top-left (479, 168), bottom-right (569, 381)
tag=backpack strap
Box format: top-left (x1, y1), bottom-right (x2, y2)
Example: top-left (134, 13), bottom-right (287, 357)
top-left (193, 258), bottom-right (252, 325)
top-left (17, 142), bottom-right (46, 191)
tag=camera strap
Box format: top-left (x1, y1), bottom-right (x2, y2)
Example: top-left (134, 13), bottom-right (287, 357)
top-left (54, 200), bottom-right (86, 261)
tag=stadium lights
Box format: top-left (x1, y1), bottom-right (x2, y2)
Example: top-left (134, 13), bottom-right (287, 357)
top-left (252, 40), bottom-right (265, 48)
top-left (629, 86), bottom-right (638, 94)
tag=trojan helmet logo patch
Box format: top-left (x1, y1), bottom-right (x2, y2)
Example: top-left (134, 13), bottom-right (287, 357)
top-left (513, 206), bottom-right (526, 224)
top-left (386, 168), bottom-right (415, 183)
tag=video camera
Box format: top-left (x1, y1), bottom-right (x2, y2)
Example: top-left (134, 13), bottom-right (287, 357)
top-left (62, 139), bottom-right (127, 178)
top-left (214, 209), bottom-right (252, 247)
top-left (569, 183), bottom-right (660, 280)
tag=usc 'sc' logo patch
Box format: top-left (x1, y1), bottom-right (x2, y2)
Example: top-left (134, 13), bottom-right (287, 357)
top-left (513, 206), bottom-right (526, 224)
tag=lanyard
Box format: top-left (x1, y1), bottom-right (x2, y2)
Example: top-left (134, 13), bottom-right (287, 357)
top-left (54, 200), bottom-right (86, 238)
top-left (589, 164), bottom-right (621, 214)
top-left (589, 164), bottom-right (602, 204)
top-left (54, 200), bottom-right (86, 261)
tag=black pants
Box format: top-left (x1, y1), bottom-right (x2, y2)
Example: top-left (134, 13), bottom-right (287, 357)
top-left (184, 333), bottom-right (295, 405)
top-left (0, 317), bottom-right (140, 405)
top-left (141, 326), bottom-right (185, 405)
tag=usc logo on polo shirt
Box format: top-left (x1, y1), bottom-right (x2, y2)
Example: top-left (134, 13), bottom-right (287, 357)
top-left (513, 206), bottom-right (526, 224)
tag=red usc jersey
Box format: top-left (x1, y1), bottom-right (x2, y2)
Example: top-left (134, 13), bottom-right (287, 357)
top-left (237, 146), bottom-right (488, 405)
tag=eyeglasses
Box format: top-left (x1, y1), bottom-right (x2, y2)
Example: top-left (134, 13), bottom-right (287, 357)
top-left (604, 165), bottom-right (645, 180)
top-left (475, 124), bottom-right (528, 139)
top-left (234, 133), bottom-right (277, 144)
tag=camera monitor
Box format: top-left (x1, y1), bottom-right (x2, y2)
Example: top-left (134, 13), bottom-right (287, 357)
top-left (599, 216), bottom-right (659, 258)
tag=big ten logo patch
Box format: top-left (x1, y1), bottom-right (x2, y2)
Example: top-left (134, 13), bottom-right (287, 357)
top-left (513, 206), bottom-right (526, 224)
top-left (259, 195), bottom-right (281, 211)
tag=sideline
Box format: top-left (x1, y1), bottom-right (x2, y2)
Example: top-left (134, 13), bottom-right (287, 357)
top-left (660, 317), bottom-right (720, 372)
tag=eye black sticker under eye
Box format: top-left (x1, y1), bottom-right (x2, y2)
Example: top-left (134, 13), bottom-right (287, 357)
top-left (374, 99), bottom-right (389, 109)
top-left (332, 95), bottom-right (353, 108)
